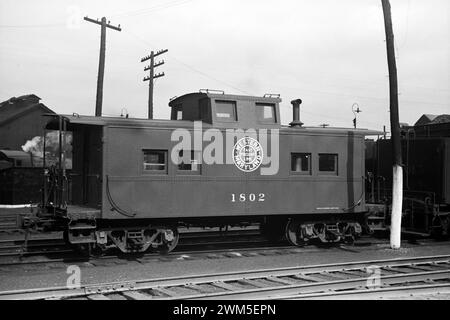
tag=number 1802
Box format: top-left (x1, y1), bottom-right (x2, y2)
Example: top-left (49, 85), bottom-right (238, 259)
top-left (231, 193), bottom-right (265, 202)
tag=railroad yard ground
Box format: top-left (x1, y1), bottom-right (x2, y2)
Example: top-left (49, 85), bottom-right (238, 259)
top-left (1, 208), bottom-right (450, 300)
top-left (0, 234), bottom-right (449, 296)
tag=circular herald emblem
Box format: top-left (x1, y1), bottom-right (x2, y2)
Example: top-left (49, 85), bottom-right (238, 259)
top-left (232, 137), bottom-right (264, 172)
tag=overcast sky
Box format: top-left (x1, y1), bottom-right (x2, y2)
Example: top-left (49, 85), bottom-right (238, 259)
top-left (0, 0), bottom-right (449, 130)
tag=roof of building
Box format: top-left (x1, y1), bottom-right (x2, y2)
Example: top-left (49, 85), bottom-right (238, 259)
top-left (0, 94), bottom-right (54, 126)
top-left (429, 114), bottom-right (450, 125)
top-left (414, 114), bottom-right (439, 126)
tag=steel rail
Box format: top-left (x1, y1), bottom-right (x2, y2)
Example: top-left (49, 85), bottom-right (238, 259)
top-left (0, 243), bottom-right (297, 266)
top-left (281, 283), bottom-right (450, 300)
top-left (0, 230), bottom-right (268, 259)
top-left (0, 255), bottom-right (449, 300)
top-left (186, 270), bottom-right (450, 300)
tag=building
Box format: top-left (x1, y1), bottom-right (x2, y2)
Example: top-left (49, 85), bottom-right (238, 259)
top-left (414, 114), bottom-right (439, 126)
top-left (413, 113), bottom-right (450, 138)
top-left (0, 94), bottom-right (55, 150)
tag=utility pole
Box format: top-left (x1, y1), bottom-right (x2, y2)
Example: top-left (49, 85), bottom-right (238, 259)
top-left (141, 49), bottom-right (167, 119)
top-left (381, 0), bottom-right (403, 249)
top-left (84, 16), bottom-right (121, 117)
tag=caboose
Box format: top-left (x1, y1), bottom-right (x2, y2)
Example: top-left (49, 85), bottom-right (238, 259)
top-left (24, 91), bottom-right (379, 254)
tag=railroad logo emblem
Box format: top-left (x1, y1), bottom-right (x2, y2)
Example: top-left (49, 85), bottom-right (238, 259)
top-left (232, 137), bottom-right (263, 172)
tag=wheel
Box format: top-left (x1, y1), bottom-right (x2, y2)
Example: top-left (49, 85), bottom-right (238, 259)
top-left (155, 227), bottom-right (180, 254)
top-left (285, 219), bottom-right (308, 247)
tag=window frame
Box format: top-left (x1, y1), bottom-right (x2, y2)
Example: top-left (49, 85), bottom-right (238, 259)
top-left (214, 100), bottom-right (238, 122)
top-left (142, 149), bottom-right (168, 175)
top-left (256, 103), bottom-right (277, 124)
top-left (171, 104), bottom-right (183, 120)
top-left (318, 153), bottom-right (339, 176)
top-left (290, 153), bottom-right (312, 175)
top-left (199, 98), bottom-right (211, 123)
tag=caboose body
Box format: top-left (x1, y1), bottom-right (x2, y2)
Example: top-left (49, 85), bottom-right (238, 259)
top-left (27, 92), bottom-right (378, 253)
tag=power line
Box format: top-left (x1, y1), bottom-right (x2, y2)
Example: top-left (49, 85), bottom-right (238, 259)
top-left (168, 54), bottom-right (254, 96)
top-left (123, 28), bottom-right (448, 107)
top-left (0, 23), bottom-right (66, 29)
top-left (110, 0), bottom-right (194, 19)
top-left (123, 29), bottom-right (253, 96)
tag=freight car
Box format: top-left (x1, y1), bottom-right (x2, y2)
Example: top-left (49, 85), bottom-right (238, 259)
top-left (365, 127), bottom-right (450, 237)
top-left (22, 91), bottom-right (379, 254)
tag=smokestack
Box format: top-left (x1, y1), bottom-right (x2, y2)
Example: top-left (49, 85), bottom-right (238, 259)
top-left (290, 99), bottom-right (303, 127)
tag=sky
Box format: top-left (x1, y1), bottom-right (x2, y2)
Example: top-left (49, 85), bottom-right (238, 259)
top-left (0, 0), bottom-right (449, 130)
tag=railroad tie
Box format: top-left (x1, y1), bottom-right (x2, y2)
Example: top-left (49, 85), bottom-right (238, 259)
top-left (381, 266), bottom-right (409, 274)
top-left (210, 281), bottom-right (240, 291)
top-left (87, 294), bottom-right (111, 300)
top-left (183, 283), bottom-right (214, 294)
top-left (151, 287), bottom-right (178, 297)
top-left (121, 290), bottom-right (153, 300)
top-left (292, 273), bottom-right (325, 283)
top-left (320, 271), bottom-right (355, 280)
top-left (336, 269), bottom-right (367, 277)
top-left (407, 265), bottom-right (437, 272)
top-left (265, 276), bottom-right (298, 286)
top-left (236, 278), bottom-right (267, 288)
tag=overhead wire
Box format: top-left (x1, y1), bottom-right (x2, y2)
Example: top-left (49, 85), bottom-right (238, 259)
top-left (122, 28), bottom-right (254, 96)
top-left (109, 0), bottom-right (195, 19)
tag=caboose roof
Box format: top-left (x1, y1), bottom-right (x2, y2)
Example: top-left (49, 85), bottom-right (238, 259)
top-left (43, 113), bottom-right (192, 130)
top-left (43, 113), bottom-right (382, 136)
top-left (168, 92), bottom-right (282, 107)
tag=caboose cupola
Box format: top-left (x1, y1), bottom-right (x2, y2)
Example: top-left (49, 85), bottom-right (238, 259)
top-left (168, 91), bottom-right (282, 129)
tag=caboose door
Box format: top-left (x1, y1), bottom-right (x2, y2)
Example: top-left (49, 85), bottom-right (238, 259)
top-left (71, 125), bottom-right (103, 208)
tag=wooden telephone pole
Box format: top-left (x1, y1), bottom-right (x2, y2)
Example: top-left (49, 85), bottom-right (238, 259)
top-left (84, 16), bottom-right (121, 117)
top-left (141, 49), bottom-right (167, 119)
top-left (381, 0), bottom-right (403, 249)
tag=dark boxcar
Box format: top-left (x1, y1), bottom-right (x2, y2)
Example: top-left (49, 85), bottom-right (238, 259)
top-left (376, 138), bottom-right (450, 205)
top-left (0, 167), bottom-right (42, 205)
top-left (31, 92), bottom-right (379, 253)
top-left (368, 137), bottom-right (450, 236)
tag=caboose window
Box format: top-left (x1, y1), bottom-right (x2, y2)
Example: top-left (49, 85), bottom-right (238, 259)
top-left (215, 100), bottom-right (237, 122)
top-left (256, 103), bottom-right (276, 123)
top-left (171, 104), bottom-right (183, 120)
top-left (291, 153), bottom-right (311, 174)
top-left (318, 154), bottom-right (338, 175)
top-left (143, 150), bottom-right (167, 173)
top-left (177, 150), bottom-right (202, 173)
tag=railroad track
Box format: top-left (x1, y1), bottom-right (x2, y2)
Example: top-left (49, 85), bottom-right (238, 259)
top-left (1, 255), bottom-right (449, 300)
top-left (0, 238), bottom-right (70, 257)
top-left (0, 214), bottom-right (18, 231)
top-left (0, 211), bottom-right (32, 234)
top-left (0, 228), bottom-right (270, 259)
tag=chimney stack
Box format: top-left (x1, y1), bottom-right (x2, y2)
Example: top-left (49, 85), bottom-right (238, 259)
top-left (290, 99), bottom-right (303, 127)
